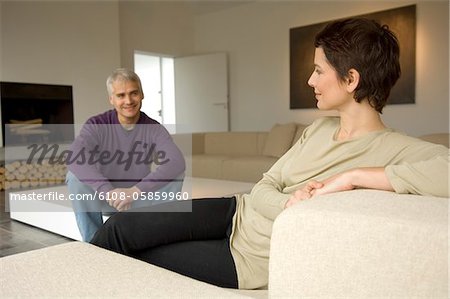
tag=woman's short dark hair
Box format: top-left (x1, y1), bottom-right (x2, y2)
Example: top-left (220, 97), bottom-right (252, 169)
top-left (315, 18), bottom-right (401, 113)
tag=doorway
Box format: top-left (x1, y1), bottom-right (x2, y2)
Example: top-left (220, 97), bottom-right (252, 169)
top-left (134, 51), bottom-right (229, 133)
top-left (134, 52), bottom-right (175, 127)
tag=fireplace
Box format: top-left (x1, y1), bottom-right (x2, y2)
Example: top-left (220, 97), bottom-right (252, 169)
top-left (1, 82), bottom-right (75, 146)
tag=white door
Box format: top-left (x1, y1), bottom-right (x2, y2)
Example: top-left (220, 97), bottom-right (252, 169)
top-left (174, 53), bottom-right (229, 133)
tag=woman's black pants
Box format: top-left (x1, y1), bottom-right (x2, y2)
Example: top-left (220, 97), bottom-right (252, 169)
top-left (90, 197), bottom-right (239, 288)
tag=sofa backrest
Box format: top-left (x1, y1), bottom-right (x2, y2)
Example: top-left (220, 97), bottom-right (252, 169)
top-left (292, 124), bottom-right (308, 145)
top-left (419, 133), bottom-right (449, 148)
top-left (203, 132), bottom-right (266, 155)
top-left (171, 122), bottom-right (309, 157)
top-left (260, 123), bottom-right (308, 158)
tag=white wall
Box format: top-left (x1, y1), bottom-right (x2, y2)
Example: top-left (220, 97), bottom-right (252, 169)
top-left (118, 1), bottom-right (195, 70)
top-left (2, 1), bottom-right (448, 137)
top-left (193, 0), bottom-right (449, 136)
top-left (1, 1), bottom-right (121, 126)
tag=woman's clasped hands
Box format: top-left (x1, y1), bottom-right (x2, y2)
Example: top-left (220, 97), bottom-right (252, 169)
top-left (285, 170), bottom-right (356, 209)
top-left (285, 180), bottom-right (323, 208)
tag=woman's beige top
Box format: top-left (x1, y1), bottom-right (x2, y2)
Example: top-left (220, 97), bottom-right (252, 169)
top-left (230, 116), bottom-right (449, 289)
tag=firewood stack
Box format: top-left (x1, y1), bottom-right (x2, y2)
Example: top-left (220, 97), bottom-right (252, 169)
top-left (0, 160), bottom-right (67, 191)
top-left (9, 118), bottom-right (47, 135)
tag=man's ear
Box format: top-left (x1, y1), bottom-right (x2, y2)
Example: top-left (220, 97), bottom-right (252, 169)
top-left (346, 68), bottom-right (360, 93)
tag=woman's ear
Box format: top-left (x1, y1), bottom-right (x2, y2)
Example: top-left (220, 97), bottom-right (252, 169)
top-left (345, 68), bottom-right (360, 93)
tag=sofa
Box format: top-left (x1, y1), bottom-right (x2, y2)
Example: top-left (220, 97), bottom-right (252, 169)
top-left (1, 189), bottom-right (448, 298)
top-left (173, 123), bottom-right (308, 183)
top-left (1, 129), bottom-right (448, 298)
top-left (174, 125), bottom-right (449, 184)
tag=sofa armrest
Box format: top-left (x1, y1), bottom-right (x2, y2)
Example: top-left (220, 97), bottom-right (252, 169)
top-left (269, 190), bottom-right (448, 298)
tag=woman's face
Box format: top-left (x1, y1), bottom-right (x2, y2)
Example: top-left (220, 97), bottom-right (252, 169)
top-left (307, 47), bottom-right (352, 111)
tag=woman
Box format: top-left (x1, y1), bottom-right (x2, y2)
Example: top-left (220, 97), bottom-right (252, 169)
top-left (90, 18), bottom-right (448, 290)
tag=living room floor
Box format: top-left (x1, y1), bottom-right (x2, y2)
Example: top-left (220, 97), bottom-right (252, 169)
top-left (0, 191), bottom-right (73, 257)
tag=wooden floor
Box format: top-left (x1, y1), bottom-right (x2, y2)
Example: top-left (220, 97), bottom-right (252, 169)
top-left (0, 191), bottom-right (73, 257)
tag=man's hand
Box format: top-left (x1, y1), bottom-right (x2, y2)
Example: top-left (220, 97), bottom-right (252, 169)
top-left (107, 186), bottom-right (141, 212)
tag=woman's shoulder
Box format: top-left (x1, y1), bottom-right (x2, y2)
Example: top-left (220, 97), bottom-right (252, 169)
top-left (311, 116), bottom-right (340, 127)
top-left (300, 116), bottom-right (339, 133)
top-left (380, 129), bottom-right (448, 154)
top-left (304, 116), bottom-right (340, 136)
top-left (290, 116), bottom-right (339, 147)
top-left (382, 129), bottom-right (426, 144)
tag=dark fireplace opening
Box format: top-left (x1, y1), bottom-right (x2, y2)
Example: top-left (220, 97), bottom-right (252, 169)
top-left (1, 82), bottom-right (75, 146)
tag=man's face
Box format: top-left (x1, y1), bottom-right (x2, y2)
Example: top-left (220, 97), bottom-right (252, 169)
top-left (109, 80), bottom-right (143, 125)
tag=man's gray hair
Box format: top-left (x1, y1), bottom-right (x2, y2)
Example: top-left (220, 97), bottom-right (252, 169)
top-left (106, 68), bottom-right (144, 97)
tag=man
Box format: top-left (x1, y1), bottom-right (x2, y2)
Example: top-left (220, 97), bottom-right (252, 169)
top-left (66, 68), bottom-right (185, 242)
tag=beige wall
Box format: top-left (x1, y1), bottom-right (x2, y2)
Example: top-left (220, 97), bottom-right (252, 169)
top-left (0, 0), bottom-right (196, 138)
top-left (1, 1), bottom-right (121, 126)
top-left (194, 0), bottom-right (449, 136)
top-left (119, 1), bottom-right (195, 69)
top-left (1, 0), bottom-right (448, 137)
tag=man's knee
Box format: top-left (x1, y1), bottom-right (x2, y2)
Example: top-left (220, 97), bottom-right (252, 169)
top-left (91, 212), bottom-right (130, 247)
top-left (160, 173), bottom-right (185, 193)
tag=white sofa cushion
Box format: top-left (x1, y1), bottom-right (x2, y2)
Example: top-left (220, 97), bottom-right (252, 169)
top-left (0, 242), bottom-right (254, 298)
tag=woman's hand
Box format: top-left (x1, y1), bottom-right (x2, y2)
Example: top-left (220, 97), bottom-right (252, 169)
top-left (284, 168), bottom-right (394, 209)
top-left (311, 171), bottom-right (356, 196)
top-left (284, 172), bottom-right (354, 209)
top-left (284, 180), bottom-right (323, 208)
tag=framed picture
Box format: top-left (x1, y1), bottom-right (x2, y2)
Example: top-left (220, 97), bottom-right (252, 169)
top-left (290, 5), bottom-right (416, 109)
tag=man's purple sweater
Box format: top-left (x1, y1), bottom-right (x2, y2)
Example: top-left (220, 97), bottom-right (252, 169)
top-left (68, 110), bottom-right (185, 193)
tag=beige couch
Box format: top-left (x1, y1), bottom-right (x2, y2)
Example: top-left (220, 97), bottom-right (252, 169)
top-left (175, 123), bottom-right (308, 183)
top-left (176, 126), bottom-right (449, 184)
top-left (1, 190), bottom-right (447, 298)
